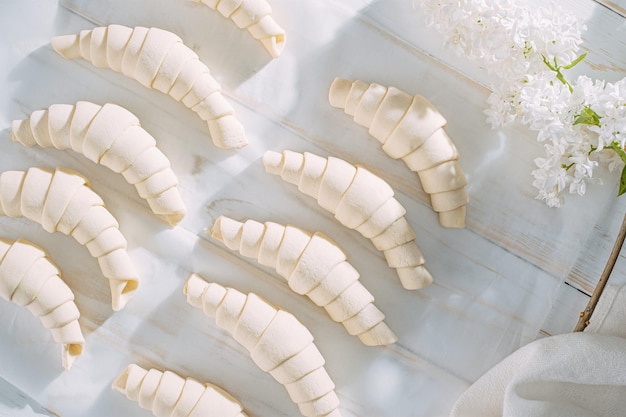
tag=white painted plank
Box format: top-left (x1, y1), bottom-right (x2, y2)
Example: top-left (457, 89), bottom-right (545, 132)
top-left (564, 194), bottom-right (626, 293)
top-left (595, 0), bottom-right (626, 16)
top-left (540, 283), bottom-right (590, 336)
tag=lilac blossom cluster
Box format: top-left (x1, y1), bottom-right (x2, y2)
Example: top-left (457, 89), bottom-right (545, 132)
top-left (421, 0), bottom-right (626, 206)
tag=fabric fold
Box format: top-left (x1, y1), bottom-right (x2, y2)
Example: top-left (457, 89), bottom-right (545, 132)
top-left (450, 284), bottom-right (626, 417)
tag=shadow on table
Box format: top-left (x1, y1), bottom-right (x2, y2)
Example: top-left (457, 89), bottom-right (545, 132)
top-left (0, 377), bottom-right (54, 417)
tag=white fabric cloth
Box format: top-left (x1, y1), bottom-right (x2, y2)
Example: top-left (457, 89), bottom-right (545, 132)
top-left (450, 284), bottom-right (626, 417)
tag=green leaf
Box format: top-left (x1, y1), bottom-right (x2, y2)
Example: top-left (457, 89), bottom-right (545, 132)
top-left (611, 142), bottom-right (626, 197)
top-left (562, 52), bottom-right (588, 70)
top-left (619, 165), bottom-right (626, 196)
top-left (574, 106), bottom-right (601, 127)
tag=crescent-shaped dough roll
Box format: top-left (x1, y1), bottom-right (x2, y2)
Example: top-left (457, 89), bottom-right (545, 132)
top-left (184, 274), bottom-right (343, 417)
top-left (329, 78), bottom-right (468, 228)
top-left (12, 101), bottom-right (186, 226)
top-left (194, 0), bottom-right (286, 58)
top-left (0, 167), bottom-right (139, 311)
top-left (0, 238), bottom-right (84, 370)
top-left (263, 150), bottom-right (432, 290)
top-left (113, 364), bottom-right (247, 417)
top-left (50, 25), bottom-right (247, 149)
top-left (209, 215), bottom-right (397, 346)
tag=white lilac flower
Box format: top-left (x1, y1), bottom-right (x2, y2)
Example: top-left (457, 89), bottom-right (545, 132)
top-left (570, 152), bottom-right (598, 178)
top-left (598, 149), bottom-right (624, 173)
top-left (531, 162), bottom-right (569, 207)
top-left (591, 79), bottom-right (626, 148)
top-left (571, 76), bottom-right (602, 107)
top-left (421, 0), bottom-right (626, 205)
top-left (484, 89), bottom-right (516, 128)
top-left (569, 176), bottom-right (587, 196)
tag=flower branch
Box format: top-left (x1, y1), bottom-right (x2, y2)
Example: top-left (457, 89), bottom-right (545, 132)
top-left (421, 0), bottom-right (626, 207)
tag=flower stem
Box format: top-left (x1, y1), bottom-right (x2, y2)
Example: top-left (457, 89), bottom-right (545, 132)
top-left (573, 211), bottom-right (626, 332)
top-left (542, 52), bottom-right (588, 93)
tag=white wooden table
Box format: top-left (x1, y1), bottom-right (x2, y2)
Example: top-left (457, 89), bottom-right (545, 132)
top-left (0, 0), bottom-right (625, 416)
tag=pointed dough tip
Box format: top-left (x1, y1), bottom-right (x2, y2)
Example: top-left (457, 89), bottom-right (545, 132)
top-left (397, 265), bottom-right (433, 290)
top-left (111, 365), bottom-right (132, 393)
top-left (438, 206), bottom-right (466, 228)
top-left (62, 342), bottom-right (84, 370)
top-left (11, 119), bottom-right (34, 146)
top-left (211, 216), bottom-right (248, 253)
top-left (207, 117), bottom-right (248, 149)
top-left (263, 150), bottom-right (284, 175)
top-left (260, 34), bottom-right (286, 58)
top-left (328, 78), bottom-right (352, 108)
top-left (10, 120), bottom-right (22, 141)
top-left (50, 34), bottom-right (82, 59)
top-left (320, 408), bottom-right (343, 417)
top-left (358, 322), bottom-right (398, 346)
top-left (163, 212), bottom-right (185, 227)
top-left (110, 279), bottom-right (139, 311)
top-left (208, 216), bottom-right (223, 240)
top-left (184, 273), bottom-right (208, 306)
top-left (111, 364), bottom-right (136, 392)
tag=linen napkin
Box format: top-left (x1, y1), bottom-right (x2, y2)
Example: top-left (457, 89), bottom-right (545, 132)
top-left (450, 284), bottom-right (626, 417)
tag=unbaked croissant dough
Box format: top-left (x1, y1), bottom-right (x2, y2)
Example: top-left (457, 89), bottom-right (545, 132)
top-left (329, 78), bottom-right (468, 228)
top-left (113, 364), bottom-right (247, 417)
top-left (51, 25), bottom-right (247, 149)
top-left (0, 238), bottom-right (84, 370)
top-left (193, 0), bottom-right (285, 58)
top-left (264, 150), bottom-right (432, 290)
top-left (12, 101), bottom-right (186, 226)
top-left (184, 274), bottom-right (343, 417)
top-left (210, 215), bottom-right (397, 346)
top-left (0, 167), bottom-right (139, 311)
